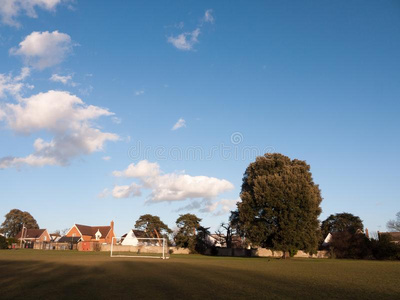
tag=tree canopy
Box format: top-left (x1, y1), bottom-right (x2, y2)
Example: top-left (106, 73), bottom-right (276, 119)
top-left (174, 213), bottom-right (202, 251)
top-left (234, 153), bottom-right (322, 256)
top-left (321, 213), bottom-right (364, 237)
top-left (134, 214), bottom-right (172, 238)
top-left (0, 209), bottom-right (39, 237)
top-left (387, 212), bottom-right (400, 232)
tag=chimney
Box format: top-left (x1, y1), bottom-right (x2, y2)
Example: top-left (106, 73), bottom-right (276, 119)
top-left (110, 220), bottom-right (114, 231)
top-left (365, 228), bottom-right (369, 239)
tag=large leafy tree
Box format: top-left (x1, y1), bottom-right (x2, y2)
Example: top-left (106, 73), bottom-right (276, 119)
top-left (321, 213), bottom-right (364, 237)
top-left (235, 153), bottom-right (322, 257)
top-left (174, 213), bottom-right (202, 252)
top-left (134, 214), bottom-right (172, 239)
top-left (0, 209), bottom-right (39, 237)
top-left (387, 212), bottom-right (400, 231)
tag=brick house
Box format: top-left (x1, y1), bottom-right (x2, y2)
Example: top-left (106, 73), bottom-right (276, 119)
top-left (15, 229), bottom-right (51, 248)
top-left (65, 221), bottom-right (115, 244)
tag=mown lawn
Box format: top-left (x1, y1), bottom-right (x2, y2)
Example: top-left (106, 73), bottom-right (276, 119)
top-left (0, 250), bottom-right (399, 299)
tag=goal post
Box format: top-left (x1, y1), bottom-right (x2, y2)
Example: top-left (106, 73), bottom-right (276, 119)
top-left (110, 237), bottom-right (169, 259)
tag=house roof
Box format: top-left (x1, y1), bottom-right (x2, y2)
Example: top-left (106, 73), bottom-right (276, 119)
top-left (379, 232), bottom-right (400, 242)
top-left (75, 224), bottom-right (112, 238)
top-left (15, 229), bottom-right (46, 239)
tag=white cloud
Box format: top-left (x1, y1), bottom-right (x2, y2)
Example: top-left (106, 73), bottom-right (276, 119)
top-left (168, 28), bottom-right (200, 51)
top-left (203, 9), bottom-right (214, 24)
top-left (102, 156), bottom-right (111, 161)
top-left (0, 90), bottom-right (119, 168)
top-left (172, 118), bottom-right (186, 130)
top-left (10, 31), bottom-right (75, 70)
top-left (0, 0), bottom-right (64, 27)
top-left (112, 183), bottom-right (142, 199)
top-left (50, 73), bottom-right (76, 86)
top-left (113, 160), bottom-right (160, 178)
top-left (0, 67), bottom-right (32, 99)
top-left (135, 90), bottom-right (144, 96)
top-left (111, 160), bottom-right (234, 202)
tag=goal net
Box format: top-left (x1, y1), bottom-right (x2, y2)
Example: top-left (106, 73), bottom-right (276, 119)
top-left (110, 237), bottom-right (169, 259)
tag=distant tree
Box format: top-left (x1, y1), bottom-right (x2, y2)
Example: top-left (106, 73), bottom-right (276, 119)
top-left (135, 214), bottom-right (172, 239)
top-left (174, 214), bottom-right (202, 252)
top-left (321, 213), bottom-right (364, 238)
top-left (387, 212), bottom-right (400, 232)
top-left (0, 209), bottom-right (39, 237)
top-left (235, 153), bottom-right (322, 257)
top-left (195, 226), bottom-right (211, 254)
top-left (0, 235), bottom-right (8, 249)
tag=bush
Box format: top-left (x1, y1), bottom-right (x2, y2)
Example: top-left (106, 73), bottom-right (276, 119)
top-left (0, 236), bottom-right (8, 249)
top-left (329, 231), bottom-right (371, 259)
top-left (371, 235), bottom-right (400, 260)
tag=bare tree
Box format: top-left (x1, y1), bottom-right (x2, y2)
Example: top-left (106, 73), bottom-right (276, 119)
top-left (215, 223), bottom-right (233, 248)
top-left (387, 212), bottom-right (400, 231)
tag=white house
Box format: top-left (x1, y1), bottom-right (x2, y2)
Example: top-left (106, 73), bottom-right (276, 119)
top-left (121, 229), bottom-right (147, 246)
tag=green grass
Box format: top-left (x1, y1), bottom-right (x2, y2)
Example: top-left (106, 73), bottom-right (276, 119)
top-left (1, 250), bottom-right (399, 299)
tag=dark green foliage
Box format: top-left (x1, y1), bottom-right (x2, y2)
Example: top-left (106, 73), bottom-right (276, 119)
top-left (371, 234), bottom-right (400, 260)
top-left (134, 214), bottom-right (172, 238)
top-left (0, 209), bottom-right (39, 237)
top-left (174, 214), bottom-right (202, 253)
top-left (195, 226), bottom-right (211, 254)
top-left (321, 213), bottom-right (364, 238)
top-left (387, 211), bottom-right (400, 231)
top-left (329, 231), bottom-right (371, 259)
top-left (0, 236), bottom-right (8, 249)
top-left (235, 153), bottom-right (322, 255)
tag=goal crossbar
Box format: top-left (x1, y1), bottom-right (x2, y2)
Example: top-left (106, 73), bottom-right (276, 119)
top-left (110, 237), bottom-right (168, 259)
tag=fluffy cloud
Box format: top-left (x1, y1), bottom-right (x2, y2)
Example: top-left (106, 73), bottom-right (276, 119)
top-left (0, 0), bottom-right (64, 27)
top-left (0, 90), bottom-right (119, 168)
top-left (0, 67), bottom-right (32, 99)
top-left (111, 160), bottom-right (234, 201)
top-left (172, 118), bottom-right (186, 130)
top-left (10, 31), bottom-right (75, 69)
top-left (113, 160), bottom-right (160, 178)
top-left (203, 9), bottom-right (214, 24)
top-left (168, 28), bottom-right (200, 51)
top-left (50, 74), bottom-right (76, 86)
top-left (112, 183), bottom-right (142, 199)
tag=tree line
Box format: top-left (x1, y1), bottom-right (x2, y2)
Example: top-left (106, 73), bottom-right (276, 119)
top-left (1, 153), bottom-right (399, 259)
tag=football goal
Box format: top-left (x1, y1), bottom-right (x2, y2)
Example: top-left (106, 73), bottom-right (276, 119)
top-left (110, 237), bottom-right (169, 259)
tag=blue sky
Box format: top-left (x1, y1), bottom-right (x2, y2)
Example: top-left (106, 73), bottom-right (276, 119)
top-left (0, 0), bottom-right (399, 236)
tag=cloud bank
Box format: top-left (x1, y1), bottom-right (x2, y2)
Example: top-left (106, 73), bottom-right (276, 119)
top-left (0, 90), bottom-right (119, 168)
top-left (111, 160), bottom-right (234, 203)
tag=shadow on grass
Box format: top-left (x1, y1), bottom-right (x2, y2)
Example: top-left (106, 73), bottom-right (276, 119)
top-left (0, 258), bottom-right (398, 300)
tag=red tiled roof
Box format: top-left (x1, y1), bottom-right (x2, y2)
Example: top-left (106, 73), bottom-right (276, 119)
top-left (75, 224), bottom-right (111, 238)
top-left (15, 229), bottom-right (46, 239)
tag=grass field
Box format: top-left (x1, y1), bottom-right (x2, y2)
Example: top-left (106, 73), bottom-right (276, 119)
top-left (0, 250), bottom-right (399, 299)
